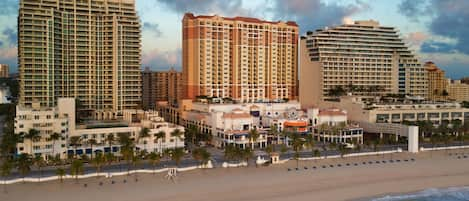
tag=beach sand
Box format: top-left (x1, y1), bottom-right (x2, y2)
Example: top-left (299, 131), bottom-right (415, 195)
top-left (2, 150), bottom-right (469, 201)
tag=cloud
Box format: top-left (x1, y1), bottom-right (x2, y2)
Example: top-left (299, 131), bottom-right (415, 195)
top-left (0, 46), bottom-right (17, 71)
top-left (399, 0), bottom-right (469, 54)
top-left (421, 41), bottom-right (456, 53)
top-left (157, 0), bottom-right (249, 16)
top-left (142, 48), bottom-right (182, 71)
top-left (269, 0), bottom-right (370, 33)
top-left (428, 0), bottom-right (469, 54)
top-left (0, 0), bottom-right (18, 16)
top-left (421, 52), bottom-right (469, 79)
top-left (397, 0), bottom-right (428, 21)
top-left (404, 32), bottom-right (428, 48)
top-left (143, 22), bottom-right (163, 37)
top-left (2, 28), bottom-right (17, 45)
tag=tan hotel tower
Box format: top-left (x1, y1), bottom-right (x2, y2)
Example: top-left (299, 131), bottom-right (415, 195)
top-left (18, 0), bottom-right (141, 118)
top-left (300, 20), bottom-right (428, 106)
top-left (182, 13), bottom-right (298, 102)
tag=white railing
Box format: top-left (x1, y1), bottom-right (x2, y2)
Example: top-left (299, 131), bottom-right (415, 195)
top-left (0, 161), bottom-right (213, 185)
top-left (420, 145), bottom-right (469, 152)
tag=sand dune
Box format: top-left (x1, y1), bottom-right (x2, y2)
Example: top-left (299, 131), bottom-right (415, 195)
top-left (2, 150), bottom-right (469, 201)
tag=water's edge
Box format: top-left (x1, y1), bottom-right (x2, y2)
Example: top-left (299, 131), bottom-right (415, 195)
top-left (363, 186), bottom-right (469, 201)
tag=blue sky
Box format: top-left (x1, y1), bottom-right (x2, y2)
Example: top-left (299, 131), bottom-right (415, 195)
top-left (0, 0), bottom-right (468, 79)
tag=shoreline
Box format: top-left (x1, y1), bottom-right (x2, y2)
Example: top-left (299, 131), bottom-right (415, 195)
top-left (2, 150), bottom-right (469, 201)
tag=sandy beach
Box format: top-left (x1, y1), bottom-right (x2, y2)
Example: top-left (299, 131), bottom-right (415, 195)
top-left (2, 150), bottom-right (469, 201)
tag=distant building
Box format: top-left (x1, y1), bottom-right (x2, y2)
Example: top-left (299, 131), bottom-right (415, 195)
top-left (448, 80), bottom-right (469, 102)
top-left (182, 13), bottom-right (299, 102)
top-left (142, 67), bottom-right (182, 110)
top-left (15, 98), bottom-right (184, 159)
top-left (0, 64), bottom-right (8, 78)
top-left (300, 20), bottom-right (427, 107)
top-left (425, 62), bottom-right (448, 101)
top-left (0, 85), bottom-right (11, 104)
top-left (320, 96), bottom-right (469, 125)
top-left (18, 0), bottom-right (141, 118)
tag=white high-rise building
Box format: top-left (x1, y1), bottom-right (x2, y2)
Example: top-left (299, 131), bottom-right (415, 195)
top-left (300, 20), bottom-right (427, 106)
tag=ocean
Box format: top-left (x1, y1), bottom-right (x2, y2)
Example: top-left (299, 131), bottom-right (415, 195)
top-left (371, 187), bottom-right (469, 201)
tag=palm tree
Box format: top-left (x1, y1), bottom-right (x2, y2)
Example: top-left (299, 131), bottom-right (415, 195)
top-left (56, 168), bottom-right (66, 183)
top-left (104, 152), bottom-right (115, 168)
top-left (305, 134), bottom-right (315, 155)
top-left (280, 144), bottom-right (289, 157)
top-left (185, 125), bottom-right (198, 149)
top-left (155, 131), bottom-right (166, 154)
top-left (242, 147), bottom-right (253, 166)
top-left (105, 134), bottom-right (115, 154)
top-left (50, 132), bottom-right (61, 157)
top-left (338, 144), bottom-right (348, 159)
top-left (291, 133), bottom-right (304, 169)
top-left (248, 128), bottom-right (260, 149)
top-left (139, 127), bottom-right (150, 151)
top-left (269, 124), bottom-right (280, 148)
top-left (87, 138), bottom-right (97, 160)
top-left (24, 129), bottom-right (40, 155)
top-left (200, 149), bottom-right (211, 166)
top-left (92, 152), bottom-right (104, 175)
top-left (313, 149), bottom-right (321, 163)
top-left (147, 152), bottom-right (161, 174)
top-left (70, 159), bottom-right (84, 183)
top-left (16, 153), bottom-right (32, 181)
top-left (318, 123), bottom-right (329, 142)
top-left (170, 129), bottom-right (183, 150)
top-left (171, 148), bottom-right (185, 167)
top-left (131, 150), bottom-right (142, 173)
top-left (224, 144), bottom-right (236, 162)
top-left (264, 144), bottom-right (274, 156)
top-left (192, 147), bottom-right (211, 166)
top-left (1, 159), bottom-right (13, 193)
top-left (33, 155), bottom-right (46, 181)
top-left (69, 136), bottom-right (82, 159)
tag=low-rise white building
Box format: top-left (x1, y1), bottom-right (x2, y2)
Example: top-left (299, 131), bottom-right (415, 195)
top-left (15, 98), bottom-right (184, 159)
top-left (181, 100), bottom-right (363, 148)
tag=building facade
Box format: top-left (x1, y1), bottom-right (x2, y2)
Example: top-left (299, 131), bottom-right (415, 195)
top-left (425, 61), bottom-right (448, 101)
top-left (0, 64), bottom-right (8, 78)
top-left (448, 80), bottom-right (469, 102)
top-left (142, 67), bottom-right (183, 109)
top-left (180, 100), bottom-right (362, 148)
top-left (300, 20), bottom-right (427, 107)
top-left (320, 96), bottom-right (469, 125)
top-left (183, 13), bottom-right (299, 102)
top-left (18, 0), bottom-right (141, 117)
top-left (15, 98), bottom-right (184, 159)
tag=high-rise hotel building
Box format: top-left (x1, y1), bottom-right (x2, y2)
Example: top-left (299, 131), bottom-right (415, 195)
top-left (18, 0), bottom-right (141, 117)
top-left (300, 20), bottom-right (427, 106)
top-left (142, 67), bottom-right (183, 109)
top-left (182, 13), bottom-right (298, 102)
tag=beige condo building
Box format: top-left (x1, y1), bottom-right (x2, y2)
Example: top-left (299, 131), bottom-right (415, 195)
top-left (300, 20), bottom-right (427, 107)
top-left (18, 0), bottom-right (141, 118)
top-left (448, 80), bottom-right (469, 102)
top-left (182, 13), bottom-right (299, 102)
top-left (0, 64), bottom-right (9, 78)
top-left (425, 61), bottom-right (448, 101)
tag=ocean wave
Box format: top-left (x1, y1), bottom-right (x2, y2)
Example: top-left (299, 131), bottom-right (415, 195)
top-left (372, 186), bottom-right (469, 201)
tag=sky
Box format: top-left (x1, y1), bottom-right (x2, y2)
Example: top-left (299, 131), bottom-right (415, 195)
top-left (0, 0), bottom-right (468, 79)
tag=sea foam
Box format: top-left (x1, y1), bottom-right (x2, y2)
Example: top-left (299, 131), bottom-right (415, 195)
top-left (372, 186), bottom-right (469, 201)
